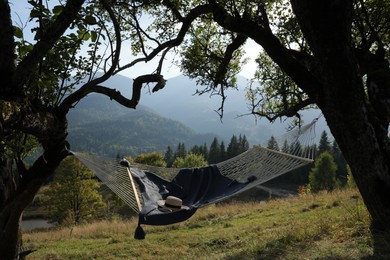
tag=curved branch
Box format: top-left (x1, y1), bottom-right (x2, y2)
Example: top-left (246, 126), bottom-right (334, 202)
top-left (60, 0), bottom-right (122, 110)
top-left (96, 74), bottom-right (166, 108)
top-left (60, 74), bottom-right (166, 110)
top-left (96, 0), bottom-right (122, 78)
top-left (117, 4), bottom-right (213, 73)
top-left (209, 0), bottom-right (321, 100)
top-left (214, 34), bottom-right (247, 87)
top-left (252, 98), bottom-right (314, 122)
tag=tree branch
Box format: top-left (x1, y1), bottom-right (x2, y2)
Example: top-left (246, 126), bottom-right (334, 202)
top-left (209, 0), bottom-right (321, 100)
top-left (117, 4), bottom-right (213, 73)
top-left (214, 33), bottom-right (247, 87)
top-left (14, 0), bottom-right (86, 89)
top-left (252, 98), bottom-right (314, 122)
top-left (60, 0), bottom-right (123, 110)
top-left (60, 74), bottom-right (166, 110)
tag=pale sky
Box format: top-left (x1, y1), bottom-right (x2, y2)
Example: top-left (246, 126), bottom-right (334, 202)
top-left (9, 1), bottom-right (261, 80)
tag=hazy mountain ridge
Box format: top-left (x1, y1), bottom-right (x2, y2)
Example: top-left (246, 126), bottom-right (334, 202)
top-left (67, 74), bottom-right (329, 157)
top-left (98, 73), bottom-right (328, 143)
top-left (67, 94), bottom-right (218, 157)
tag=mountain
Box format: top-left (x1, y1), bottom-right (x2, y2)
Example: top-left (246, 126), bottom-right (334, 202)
top-left (67, 73), bottom-right (330, 157)
top-left (92, 73), bottom-right (330, 144)
top-left (67, 94), bottom-right (217, 157)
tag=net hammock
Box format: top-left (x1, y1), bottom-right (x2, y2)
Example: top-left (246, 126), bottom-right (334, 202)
top-left (73, 116), bottom-right (319, 239)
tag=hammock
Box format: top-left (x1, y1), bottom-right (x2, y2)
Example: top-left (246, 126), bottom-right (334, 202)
top-left (73, 117), bottom-right (319, 239)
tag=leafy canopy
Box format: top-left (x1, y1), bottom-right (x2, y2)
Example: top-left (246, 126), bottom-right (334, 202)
top-left (43, 156), bottom-right (105, 225)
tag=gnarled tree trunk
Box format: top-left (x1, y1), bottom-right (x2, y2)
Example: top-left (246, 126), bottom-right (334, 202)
top-left (0, 104), bottom-right (69, 259)
top-left (291, 0), bottom-right (390, 230)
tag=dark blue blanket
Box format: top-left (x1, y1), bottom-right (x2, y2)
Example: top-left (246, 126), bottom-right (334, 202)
top-left (131, 165), bottom-right (249, 238)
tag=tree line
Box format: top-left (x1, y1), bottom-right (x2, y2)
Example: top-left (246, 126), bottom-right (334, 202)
top-left (164, 134), bottom-right (250, 167)
top-left (42, 130), bottom-right (353, 226)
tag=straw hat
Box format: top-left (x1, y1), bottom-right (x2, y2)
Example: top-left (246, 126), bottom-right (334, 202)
top-left (157, 196), bottom-right (189, 212)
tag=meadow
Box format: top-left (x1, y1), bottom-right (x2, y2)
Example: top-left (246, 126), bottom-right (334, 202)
top-left (23, 189), bottom-right (390, 259)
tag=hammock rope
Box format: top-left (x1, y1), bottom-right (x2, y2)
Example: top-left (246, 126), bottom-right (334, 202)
top-left (74, 116), bottom-right (319, 215)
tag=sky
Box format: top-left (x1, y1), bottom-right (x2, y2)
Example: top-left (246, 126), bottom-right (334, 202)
top-left (8, 1), bottom-right (329, 141)
top-left (9, 1), bottom-right (261, 80)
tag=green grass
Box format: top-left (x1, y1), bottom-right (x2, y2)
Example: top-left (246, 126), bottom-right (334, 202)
top-left (23, 189), bottom-right (389, 259)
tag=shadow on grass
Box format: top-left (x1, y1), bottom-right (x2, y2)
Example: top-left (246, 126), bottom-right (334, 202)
top-left (362, 226), bottom-right (390, 260)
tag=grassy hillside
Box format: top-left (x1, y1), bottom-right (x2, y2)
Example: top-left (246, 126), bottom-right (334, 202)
top-left (22, 189), bottom-right (390, 259)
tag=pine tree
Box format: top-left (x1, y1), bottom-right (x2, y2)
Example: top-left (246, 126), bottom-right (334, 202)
top-left (318, 131), bottom-right (331, 155)
top-left (267, 136), bottom-right (280, 151)
top-left (201, 143), bottom-right (209, 161)
top-left (239, 134), bottom-right (249, 153)
top-left (164, 146), bottom-right (174, 167)
top-left (309, 151), bottom-right (338, 193)
top-left (190, 145), bottom-right (201, 155)
top-left (220, 141), bottom-right (226, 162)
top-left (281, 140), bottom-right (289, 153)
top-left (227, 135), bottom-right (239, 159)
top-left (208, 137), bottom-right (221, 164)
top-left (175, 142), bottom-right (187, 158)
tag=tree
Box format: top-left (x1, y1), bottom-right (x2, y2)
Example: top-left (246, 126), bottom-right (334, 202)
top-left (317, 131), bottom-right (331, 155)
top-left (309, 151), bottom-right (339, 193)
top-left (135, 152), bottom-right (167, 167)
top-left (226, 135), bottom-right (239, 159)
top-left (175, 143), bottom-right (187, 159)
top-left (238, 134), bottom-right (249, 153)
top-left (208, 137), bottom-right (221, 164)
top-left (43, 157), bottom-right (105, 225)
top-left (2, 0), bottom-right (390, 257)
top-left (220, 141), bottom-right (227, 162)
top-left (164, 146), bottom-right (175, 167)
top-left (201, 143), bottom-right (209, 161)
top-left (172, 153), bottom-right (208, 168)
top-left (267, 136), bottom-right (280, 151)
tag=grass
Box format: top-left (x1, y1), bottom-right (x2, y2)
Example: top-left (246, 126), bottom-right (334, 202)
top-left (23, 188), bottom-right (389, 259)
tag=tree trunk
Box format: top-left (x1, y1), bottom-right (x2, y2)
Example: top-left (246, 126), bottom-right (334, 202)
top-left (0, 160), bottom-right (22, 259)
top-left (0, 140), bottom-right (69, 259)
top-left (0, 151), bottom-right (69, 259)
top-left (291, 0), bottom-right (390, 230)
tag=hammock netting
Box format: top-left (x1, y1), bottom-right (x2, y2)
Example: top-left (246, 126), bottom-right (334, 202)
top-left (73, 117), bottom-right (319, 239)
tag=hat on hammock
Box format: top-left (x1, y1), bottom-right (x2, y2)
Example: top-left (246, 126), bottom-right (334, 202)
top-left (157, 196), bottom-right (189, 212)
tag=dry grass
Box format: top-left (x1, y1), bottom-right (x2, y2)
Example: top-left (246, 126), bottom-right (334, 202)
top-left (23, 188), bottom-right (381, 259)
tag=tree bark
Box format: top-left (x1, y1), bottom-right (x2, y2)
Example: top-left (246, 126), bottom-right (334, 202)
top-left (0, 151), bottom-right (70, 259)
top-left (0, 103), bottom-right (69, 258)
top-left (290, 0), bottom-right (390, 230)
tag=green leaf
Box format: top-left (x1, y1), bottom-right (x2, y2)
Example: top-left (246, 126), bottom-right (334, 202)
top-left (83, 32), bottom-right (91, 41)
top-left (14, 26), bottom-right (23, 39)
top-left (91, 31), bottom-right (97, 42)
top-left (53, 5), bottom-right (63, 15)
top-left (85, 15), bottom-right (97, 25)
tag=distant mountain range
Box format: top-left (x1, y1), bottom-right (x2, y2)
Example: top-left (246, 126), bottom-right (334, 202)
top-left (67, 95), bottom-right (216, 157)
top-left (67, 74), bottom-right (329, 157)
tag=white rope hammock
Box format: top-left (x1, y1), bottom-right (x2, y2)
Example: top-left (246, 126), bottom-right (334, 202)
top-left (74, 117), bottom-right (319, 213)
